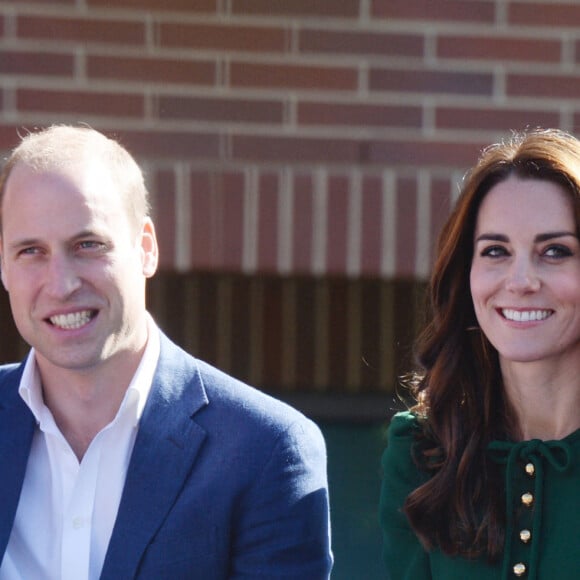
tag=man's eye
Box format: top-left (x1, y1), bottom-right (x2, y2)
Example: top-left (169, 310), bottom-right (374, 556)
top-left (78, 241), bottom-right (104, 250)
top-left (19, 247), bottom-right (40, 256)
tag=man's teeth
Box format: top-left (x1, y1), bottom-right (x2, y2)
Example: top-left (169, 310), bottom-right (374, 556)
top-left (502, 309), bottom-right (552, 322)
top-left (50, 311), bottom-right (93, 329)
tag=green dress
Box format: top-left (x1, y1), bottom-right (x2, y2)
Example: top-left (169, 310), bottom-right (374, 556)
top-left (379, 411), bottom-right (580, 579)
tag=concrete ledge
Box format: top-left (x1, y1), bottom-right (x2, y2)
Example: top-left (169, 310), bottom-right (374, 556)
top-left (271, 392), bottom-right (407, 423)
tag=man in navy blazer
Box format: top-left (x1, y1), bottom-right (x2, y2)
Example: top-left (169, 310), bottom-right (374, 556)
top-left (0, 125), bottom-right (332, 579)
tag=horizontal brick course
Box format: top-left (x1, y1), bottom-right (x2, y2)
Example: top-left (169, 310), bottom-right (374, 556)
top-left (11, 0), bottom-right (74, 4)
top-left (88, 0), bottom-right (217, 12)
top-left (230, 62), bottom-right (358, 91)
top-left (158, 95), bottom-right (283, 124)
top-left (372, 0), bottom-right (495, 23)
top-left (158, 22), bottom-right (287, 53)
top-left (87, 54), bottom-right (216, 86)
top-left (299, 29), bottom-right (424, 58)
top-left (436, 106), bottom-right (560, 132)
top-left (17, 15), bottom-right (146, 46)
top-left (370, 67), bottom-right (493, 97)
top-left (112, 129), bottom-right (221, 160)
top-left (509, 2), bottom-right (580, 27)
top-left (507, 73), bottom-right (580, 99)
top-left (231, 0), bottom-right (359, 18)
top-left (0, 49), bottom-right (74, 77)
top-left (232, 135), bottom-right (362, 164)
top-left (18, 88), bottom-right (145, 117)
top-left (437, 35), bottom-right (561, 63)
top-left (369, 139), bottom-right (486, 168)
top-left (298, 101), bottom-right (422, 129)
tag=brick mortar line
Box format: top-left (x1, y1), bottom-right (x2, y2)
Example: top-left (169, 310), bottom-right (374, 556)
top-left (4, 40), bottom-right (579, 73)
top-left (7, 78), bottom-right (571, 110)
top-left (0, 112), bottom-right (559, 143)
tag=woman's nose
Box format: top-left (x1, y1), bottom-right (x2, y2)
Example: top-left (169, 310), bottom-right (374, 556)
top-left (504, 258), bottom-right (541, 293)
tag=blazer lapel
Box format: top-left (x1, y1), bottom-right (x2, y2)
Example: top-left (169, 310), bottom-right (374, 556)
top-left (0, 364), bottom-right (36, 560)
top-left (100, 336), bottom-right (209, 579)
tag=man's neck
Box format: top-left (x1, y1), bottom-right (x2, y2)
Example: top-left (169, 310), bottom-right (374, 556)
top-left (37, 350), bottom-right (146, 461)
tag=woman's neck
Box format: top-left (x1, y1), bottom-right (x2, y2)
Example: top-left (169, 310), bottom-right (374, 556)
top-left (501, 357), bottom-right (580, 441)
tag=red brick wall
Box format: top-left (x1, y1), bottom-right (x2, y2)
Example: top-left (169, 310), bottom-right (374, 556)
top-left (0, 0), bottom-right (578, 279)
top-left (2, 1), bottom-right (578, 396)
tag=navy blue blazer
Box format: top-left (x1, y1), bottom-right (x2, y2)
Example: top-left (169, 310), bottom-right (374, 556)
top-left (0, 331), bottom-right (333, 579)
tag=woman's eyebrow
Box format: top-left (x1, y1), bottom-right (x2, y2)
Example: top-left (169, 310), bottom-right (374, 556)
top-left (534, 231), bottom-right (577, 242)
top-left (474, 231), bottom-right (577, 243)
top-left (474, 233), bottom-right (508, 243)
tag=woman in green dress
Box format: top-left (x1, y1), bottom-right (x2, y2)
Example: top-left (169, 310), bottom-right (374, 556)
top-left (380, 128), bottom-right (580, 579)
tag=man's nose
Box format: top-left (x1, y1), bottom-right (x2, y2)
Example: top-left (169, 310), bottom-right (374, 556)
top-left (43, 254), bottom-right (82, 298)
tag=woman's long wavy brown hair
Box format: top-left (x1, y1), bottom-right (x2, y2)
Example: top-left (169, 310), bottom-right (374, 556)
top-left (403, 128), bottom-right (580, 561)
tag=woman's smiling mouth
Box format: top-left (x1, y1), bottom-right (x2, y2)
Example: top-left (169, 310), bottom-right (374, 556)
top-left (500, 308), bottom-right (553, 322)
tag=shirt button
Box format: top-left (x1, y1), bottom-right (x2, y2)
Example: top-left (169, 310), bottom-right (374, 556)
top-left (72, 516), bottom-right (85, 530)
top-left (519, 529), bottom-right (532, 543)
top-left (525, 462), bottom-right (535, 477)
top-left (513, 562), bottom-right (526, 576)
top-left (521, 492), bottom-right (534, 507)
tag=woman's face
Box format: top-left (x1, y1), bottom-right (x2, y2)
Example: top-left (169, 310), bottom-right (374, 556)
top-left (470, 175), bottom-right (580, 367)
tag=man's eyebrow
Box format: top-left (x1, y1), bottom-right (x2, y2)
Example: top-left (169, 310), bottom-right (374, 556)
top-left (71, 230), bottom-right (103, 241)
top-left (7, 238), bottom-right (42, 251)
top-left (7, 230), bottom-right (105, 251)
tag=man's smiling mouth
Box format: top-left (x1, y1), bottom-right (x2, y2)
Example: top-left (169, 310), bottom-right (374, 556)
top-left (49, 310), bottom-right (96, 330)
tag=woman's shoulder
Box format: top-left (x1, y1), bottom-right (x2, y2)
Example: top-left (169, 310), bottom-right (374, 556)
top-left (382, 410), bottom-right (427, 484)
top-left (387, 410), bottom-right (422, 439)
top-left (380, 411), bottom-right (429, 534)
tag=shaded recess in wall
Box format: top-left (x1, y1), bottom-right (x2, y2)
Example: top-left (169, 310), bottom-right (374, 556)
top-left (0, 272), bottom-right (425, 420)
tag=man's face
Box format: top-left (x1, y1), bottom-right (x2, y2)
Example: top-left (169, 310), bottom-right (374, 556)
top-left (0, 159), bottom-right (158, 376)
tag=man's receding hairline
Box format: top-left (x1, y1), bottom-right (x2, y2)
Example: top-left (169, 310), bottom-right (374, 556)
top-left (0, 126), bottom-right (150, 233)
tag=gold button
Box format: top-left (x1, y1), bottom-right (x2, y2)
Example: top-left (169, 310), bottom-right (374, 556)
top-left (521, 492), bottom-right (534, 507)
top-left (513, 562), bottom-right (526, 576)
top-left (525, 462), bottom-right (535, 477)
top-left (519, 529), bottom-right (531, 543)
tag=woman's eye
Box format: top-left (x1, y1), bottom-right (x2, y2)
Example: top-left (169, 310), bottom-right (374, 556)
top-left (480, 245), bottom-right (508, 258)
top-left (544, 245), bottom-right (573, 258)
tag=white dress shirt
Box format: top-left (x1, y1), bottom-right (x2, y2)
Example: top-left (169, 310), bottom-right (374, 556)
top-left (0, 316), bottom-right (160, 580)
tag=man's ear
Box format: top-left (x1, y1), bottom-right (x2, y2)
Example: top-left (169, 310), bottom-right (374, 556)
top-left (140, 218), bottom-right (159, 278)
top-left (0, 239), bottom-right (6, 291)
